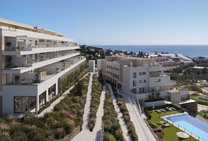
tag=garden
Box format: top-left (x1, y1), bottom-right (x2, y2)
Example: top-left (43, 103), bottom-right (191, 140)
top-left (145, 105), bottom-right (197, 141)
top-left (88, 74), bottom-right (103, 131)
top-left (112, 87), bottom-right (138, 141)
top-left (0, 72), bottom-right (90, 141)
top-left (103, 87), bottom-right (124, 141)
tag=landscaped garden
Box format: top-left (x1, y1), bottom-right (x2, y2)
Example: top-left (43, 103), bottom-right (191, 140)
top-left (145, 105), bottom-right (197, 141)
top-left (112, 87), bottom-right (138, 141)
top-left (199, 110), bottom-right (208, 121)
top-left (38, 64), bottom-right (88, 113)
top-left (190, 93), bottom-right (208, 106)
top-left (0, 72), bottom-right (90, 141)
top-left (103, 87), bottom-right (124, 141)
top-left (88, 74), bottom-right (103, 131)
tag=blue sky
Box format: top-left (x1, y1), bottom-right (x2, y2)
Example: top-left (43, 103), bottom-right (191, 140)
top-left (1, 0), bottom-right (208, 45)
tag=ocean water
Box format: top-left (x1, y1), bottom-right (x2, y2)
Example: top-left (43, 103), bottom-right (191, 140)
top-left (95, 45), bottom-right (208, 58)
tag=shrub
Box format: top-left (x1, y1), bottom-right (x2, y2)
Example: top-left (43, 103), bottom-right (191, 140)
top-left (104, 132), bottom-right (116, 141)
top-left (0, 134), bottom-right (11, 141)
top-left (62, 118), bottom-right (75, 134)
top-left (10, 124), bottom-right (29, 135)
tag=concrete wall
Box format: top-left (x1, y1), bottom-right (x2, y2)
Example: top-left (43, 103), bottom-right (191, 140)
top-left (88, 60), bottom-right (95, 72)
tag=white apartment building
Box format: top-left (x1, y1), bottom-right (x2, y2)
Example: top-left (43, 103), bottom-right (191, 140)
top-left (88, 60), bottom-right (95, 72)
top-left (0, 18), bottom-right (86, 114)
top-left (98, 56), bottom-right (189, 105)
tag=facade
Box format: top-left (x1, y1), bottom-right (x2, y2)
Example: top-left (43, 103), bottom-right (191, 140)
top-left (99, 56), bottom-right (189, 105)
top-left (0, 18), bottom-right (86, 114)
top-left (88, 60), bottom-right (95, 72)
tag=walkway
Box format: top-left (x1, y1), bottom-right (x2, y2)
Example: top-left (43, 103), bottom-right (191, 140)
top-left (119, 91), bottom-right (156, 141)
top-left (108, 85), bottom-right (132, 141)
top-left (72, 75), bottom-right (106, 141)
top-left (37, 73), bottom-right (89, 117)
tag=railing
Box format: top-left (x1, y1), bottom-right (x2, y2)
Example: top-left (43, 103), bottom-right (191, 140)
top-left (4, 44), bottom-right (79, 51)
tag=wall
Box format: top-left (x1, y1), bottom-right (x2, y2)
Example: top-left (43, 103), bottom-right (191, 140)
top-left (0, 85), bottom-right (37, 114)
top-left (144, 100), bottom-right (166, 107)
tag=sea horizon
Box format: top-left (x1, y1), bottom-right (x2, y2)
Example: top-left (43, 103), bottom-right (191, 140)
top-left (93, 45), bottom-right (208, 58)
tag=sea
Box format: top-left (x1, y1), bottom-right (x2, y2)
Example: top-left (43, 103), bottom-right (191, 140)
top-left (95, 45), bottom-right (208, 58)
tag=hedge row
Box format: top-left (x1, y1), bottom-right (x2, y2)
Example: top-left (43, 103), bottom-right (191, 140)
top-left (88, 75), bottom-right (103, 131)
top-left (103, 87), bottom-right (124, 141)
top-left (112, 87), bottom-right (138, 141)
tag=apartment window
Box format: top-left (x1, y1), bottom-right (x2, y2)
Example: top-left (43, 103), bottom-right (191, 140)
top-left (133, 80), bottom-right (137, 86)
top-left (139, 80), bottom-right (146, 83)
top-left (133, 72), bottom-right (137, 78)
top-left (156, 79), bottom-right (161, 83)
top-left (14, 96), bottom-right (36, 113)
top-left (139, 87), bottom-right (146, 93)
top-left (139, 72), bottom-right (146, 75)
top-left (132, 88), bottom-right (137, 94)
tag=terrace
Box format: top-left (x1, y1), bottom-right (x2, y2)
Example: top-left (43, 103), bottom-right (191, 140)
top-left (4, 56), bottom-right (84, 85)
top-left (4, 36), bottom-right (77, 51)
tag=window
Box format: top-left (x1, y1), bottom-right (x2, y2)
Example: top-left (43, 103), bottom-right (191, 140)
top-left (139, 72), bottom-right (146, 75)
top-left (133, 72), bottom-right (137, 78)
top-left (132, 88), bottom-right (137, 94)
top-left (156, 79), bottom-right (161, 83)
top-left (14, 96), bottom-right (36, 113)
top-left (133, 80), bottom-right (137, 86)
top-left (139, 87), bottom-right (146, 93)
top-left (139, 80), bottom-right (146, 83)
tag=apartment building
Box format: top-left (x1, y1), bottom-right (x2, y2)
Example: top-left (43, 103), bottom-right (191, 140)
top-left (0, 18), bottom-right (86, 114)
top-left (98, 56), bottom-right (189, 104)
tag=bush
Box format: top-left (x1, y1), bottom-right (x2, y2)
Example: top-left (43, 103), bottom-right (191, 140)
top-left (0, 134), bottom-right (11, 141)
top-left (104, 132), bottom-right (116, 141)
top-left (62, 118), bottom-right (75, 134)
top-left (10, 124), bottom-right (29, 135)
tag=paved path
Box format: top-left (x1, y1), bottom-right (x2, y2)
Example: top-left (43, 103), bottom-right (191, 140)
top-left (119, 91), bottom-right (156, 141)
top-left (72, 75), bottom-right (106, 141)
top-left (93, 86), bottom-right (106, 141)
top-left (37, 73), bottom-right (89, 117)
top-left (108, 85), bottom-right (132, 141)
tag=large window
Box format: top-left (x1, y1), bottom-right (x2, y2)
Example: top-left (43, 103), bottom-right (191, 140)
top-left (14, 96), bottom-right (36, 113)
top-left (133, 72), bottom-right (137, 78)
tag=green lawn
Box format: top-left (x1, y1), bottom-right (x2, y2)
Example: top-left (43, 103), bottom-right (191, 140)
top-left (148, 111), bottom-right (197, 141)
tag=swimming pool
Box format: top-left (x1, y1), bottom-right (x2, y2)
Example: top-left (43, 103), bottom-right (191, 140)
top-left (166, 114), bottom-right (208, 141)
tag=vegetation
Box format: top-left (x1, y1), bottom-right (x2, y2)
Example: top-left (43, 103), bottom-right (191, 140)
top-left (112, 87), bottom-right (138, 141)
top-left (169, 60), bottom-right (208, 85)
top-left (61, 65), bottom-right (87, 93)
top-left (145, 106), bottom-right (197, 141)
top-left (39, 64), bottom-right (88, 113)
top-left (88, 75), bottom-right (103, 131)
top-left (190, 93), bottom-right (208, 106)
top-left (103, 88), bottom-right (124, 141)
top-left (199, 110), bottom-right (208, 121)
top-left (0, 73), bottom-right (90, 141)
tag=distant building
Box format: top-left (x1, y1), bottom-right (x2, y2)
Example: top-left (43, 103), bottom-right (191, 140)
top-left (0, 18), bottom-right (86, 115)
top-left (88, 60), bottom-right (95, 72)
top-left (98, 56), bottom-right (190, 105)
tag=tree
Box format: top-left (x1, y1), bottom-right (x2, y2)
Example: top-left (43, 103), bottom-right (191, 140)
top-left (34, 71), bottom-right (40, 83)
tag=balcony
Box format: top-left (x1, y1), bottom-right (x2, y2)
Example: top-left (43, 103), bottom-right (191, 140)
top-left (4, 56), bottom-right (85, 85)
top-left (3, 52), bottom-right (80, 74)
top-left (3, 36), bottom-right (80, 55)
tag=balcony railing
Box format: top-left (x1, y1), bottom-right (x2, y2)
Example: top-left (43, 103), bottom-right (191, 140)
top-left (5, 44), bottom-right (78, 51)
top-left (5, 56), bottom-right (85, 85)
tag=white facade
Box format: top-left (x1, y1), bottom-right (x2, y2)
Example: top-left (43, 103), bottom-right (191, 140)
top-left (99, 56), bottom-right (189, 104)
top-left (0, 18), bottom-right (86, 114)
top-left (97, 59), bottom-right (105, 73)
top-left (88, 60), bottom-right (95, 72)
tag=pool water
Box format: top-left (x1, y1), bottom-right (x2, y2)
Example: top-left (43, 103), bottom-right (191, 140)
top-left (166, 114), bottom-right (208, 141)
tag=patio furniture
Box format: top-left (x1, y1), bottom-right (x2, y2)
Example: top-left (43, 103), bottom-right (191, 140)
top-left (177, 132), bottom-right (189, 139)
top-left (157, 121), bottom-right (165, 125)
top-left (156, 110), bottom-right (161, 113)
top-left (162, 124), bottom-right (170, 128)
top-left (161, 109), bottom-right (167, 112)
